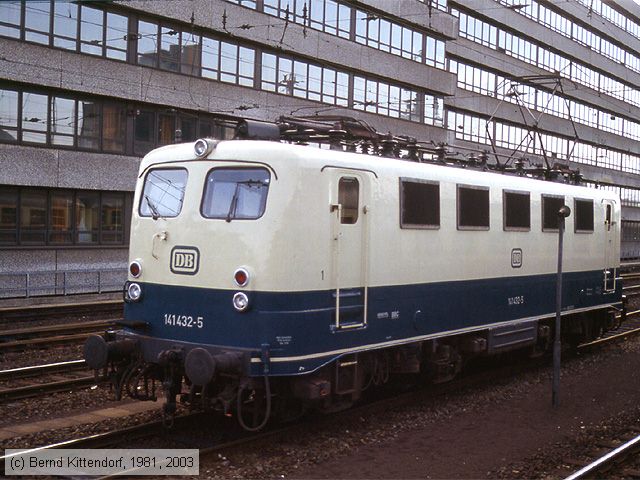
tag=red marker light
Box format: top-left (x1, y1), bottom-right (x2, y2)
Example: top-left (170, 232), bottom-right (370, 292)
top-left (234, 269), bottom-right (249, 287)
top-left (129, 261), bottom-right (141, 278)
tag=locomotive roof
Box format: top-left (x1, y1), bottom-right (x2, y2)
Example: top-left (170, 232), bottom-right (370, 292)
top-left (139, 140), bottom-right (618, 201)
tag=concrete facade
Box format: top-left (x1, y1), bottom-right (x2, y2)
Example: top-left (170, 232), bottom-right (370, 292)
top-left (1, 0), bottom-right (640, 297)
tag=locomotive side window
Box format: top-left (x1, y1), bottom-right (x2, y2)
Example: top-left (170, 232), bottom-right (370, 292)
top-left (541, 195), bottom-right (565, 231)
top-left (503, 190), bottom-right (530, 231)
top-left (457, 185), bottom-right (489, 230)
top-left (201, 168), bottom-right (270, 221)
top-left (139, 168), bottom-right (188, 218)
top-left (338, 177), bottom-right (359, 224)
top-left (400, 179), bottom-right (439, 229)
top-left (574, 199), bottom-right (594, 233)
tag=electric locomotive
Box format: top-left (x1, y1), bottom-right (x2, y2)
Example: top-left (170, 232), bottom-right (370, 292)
top-left (85, 131), bottom-right (623, 430)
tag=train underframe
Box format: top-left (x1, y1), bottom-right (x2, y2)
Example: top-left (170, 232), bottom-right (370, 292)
top-left (85, 303), bottom-right (625, 431)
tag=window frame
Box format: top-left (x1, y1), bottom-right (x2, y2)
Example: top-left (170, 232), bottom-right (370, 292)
top-left (503, 189), bottom-right (531, 232)
top-left (139, 167), bottom-right (189, 219)
top-left (338, 176), bottom-right (359, 225)
top-left (0, 185), bottom-right (130, 248)
top-left (399, 177), bottom-right (440, 230)
top-left (574, 197), bottom-right (594, 233)
top-left (457, 184), bottom-right (490, 231)
top-left (200, 166), bottom-right (271, 221)
top-left (541, 194), bottom-right (565, 232)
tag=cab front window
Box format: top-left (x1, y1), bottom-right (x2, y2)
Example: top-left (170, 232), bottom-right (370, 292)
top-left (201, 168), bottom-right (270, 221)
top-left (139, 168), bottom-right (188, 218)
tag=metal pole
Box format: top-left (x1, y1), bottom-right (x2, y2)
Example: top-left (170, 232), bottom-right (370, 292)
top-left (553, 205), bottom-right (571, 408)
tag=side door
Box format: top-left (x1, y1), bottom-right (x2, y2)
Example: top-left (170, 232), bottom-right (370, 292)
top-left (329, 170), bottom-right (372, 329)
top-left (603, 199), bottom-right (617, 293)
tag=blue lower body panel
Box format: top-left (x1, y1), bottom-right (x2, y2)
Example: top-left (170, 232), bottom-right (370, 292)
top-left (124, 270), bottom-right (622, 376)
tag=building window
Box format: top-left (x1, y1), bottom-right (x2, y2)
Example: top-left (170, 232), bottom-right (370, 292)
top-left (4, 2), bottom-right (129, 62)
top-left (200, 39), bottom-right (255, 86)
top-left (51, 96), bottom-right (76, 147)
top-left (181, 31), bottom-right (201, 75)
top-left (0, 186), bottom-right (131, 247)
top-left (1, 84), bottom-right (234, 156)
top-left (503, 191), bottom-right (530, 231)
top-left (0, 188), bottom-right (18, 244)
top-left (22, 92), bottom-right (48, 144)
top-left (77, 99), bottom-right (100, 150)
top-left (53, 1), bottom-right (78, 50)
top-left (19, 189), bottom-right (47, 244)
top-left (80, 6), bottom-right (104, 56)
top-left (138, 20), bottom-right (159, 67)
top-left (102, 103), bottom-right (126, 152)
top-left (105, 12), bottom-right (128, 60)
top-left (76, 191), bottom-right (100, 244)
top-left (458, 185), bottom-right (489, 230)
top-left (574, 199), bottom-right (594, 232)
top-left (0, 3), bottom-right (448, 131)
top-left (542, 195), bottom-right (564, 231)
top-left (400, 179), bottom-right (439, 229)
top-left (50, 190), bottom-right (73, 244)
top-left (0, 1), bottom-right (21, 39)
top-left (101, 193), bottom-right (125, 243)
top-left (353, 76), bottom-right (425, 122)
top-left (24, 0), bottom-right (51, 45)
top-left (227, 0), bottom-right (445, 69)
top-left (0, 88), bottom-right (19, 142)
top-left (448, 110), bottom-right (492, 145)
top-left (261, 53), bottom-right (349, 106)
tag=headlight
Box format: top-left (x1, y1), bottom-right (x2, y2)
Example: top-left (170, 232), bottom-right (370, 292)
top-left (194, 138), bottom-right (217, 157)
top-left (127, 282), bottom-right (142, 302)
top-left (232, 292), bottom-right (249, 312)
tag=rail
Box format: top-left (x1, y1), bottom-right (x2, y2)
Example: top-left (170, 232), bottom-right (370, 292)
top-left (0, 360), bottom-right (86, 381)
top-left (0, 268), bottom-right (126, 299)
top-left (565, 433), bottom-right (640, 479)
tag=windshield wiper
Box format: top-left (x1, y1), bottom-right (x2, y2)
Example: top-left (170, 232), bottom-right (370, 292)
top-left (225, 180), bottom-right (267, 223)
top-left (226, 183), bottom-right (241, 223)
top-left (144, 195), bottom-right (162, 221)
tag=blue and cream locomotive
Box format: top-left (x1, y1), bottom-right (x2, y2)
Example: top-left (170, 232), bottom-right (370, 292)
top-left (85, 128), bottom-right (623, 429)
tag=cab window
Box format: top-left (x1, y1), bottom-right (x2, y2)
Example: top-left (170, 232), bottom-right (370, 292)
top-left (201, 168), bottom-right (270, 220)
top-left (139, 168), bottom-right (188, 218)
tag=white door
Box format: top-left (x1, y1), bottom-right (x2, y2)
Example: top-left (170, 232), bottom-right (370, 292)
top-left (603, 199), bottom-right (617, 292)
top-left (329, 171), bottom-right (371, 329)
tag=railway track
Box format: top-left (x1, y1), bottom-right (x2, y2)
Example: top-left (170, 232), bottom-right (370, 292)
top-left (0, 360), bottom-right (99, 402)
top-left (0, 299), bottom-right (123, 326)
top-left (622, 283), bottom-right (640, 297)
top-left (0, 320), bottom-right (116, 352)
top-left (0, 414), bottom-right (207, 474)
top-left (565, 431), bottom-right (640, 479)
top-left (578, 308), bottom-right (640, 349)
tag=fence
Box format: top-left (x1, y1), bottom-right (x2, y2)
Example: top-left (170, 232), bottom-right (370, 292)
top-left (0, 268), bottom-right (126, 298)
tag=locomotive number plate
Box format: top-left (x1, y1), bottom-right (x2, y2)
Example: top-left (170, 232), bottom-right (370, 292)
top-left (507, 296), bottom-right (525, 306)
top-left (164, 313), bottom-right (204, 328)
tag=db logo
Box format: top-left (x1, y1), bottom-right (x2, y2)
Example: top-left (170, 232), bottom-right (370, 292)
top-left (511, 248), bottom-right (523, 268)
top-left (170, 246), bottom-right (200, 275)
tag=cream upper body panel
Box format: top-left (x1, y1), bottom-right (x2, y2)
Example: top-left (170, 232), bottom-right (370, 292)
top-left (129, 140), bottom-right (620, 292)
